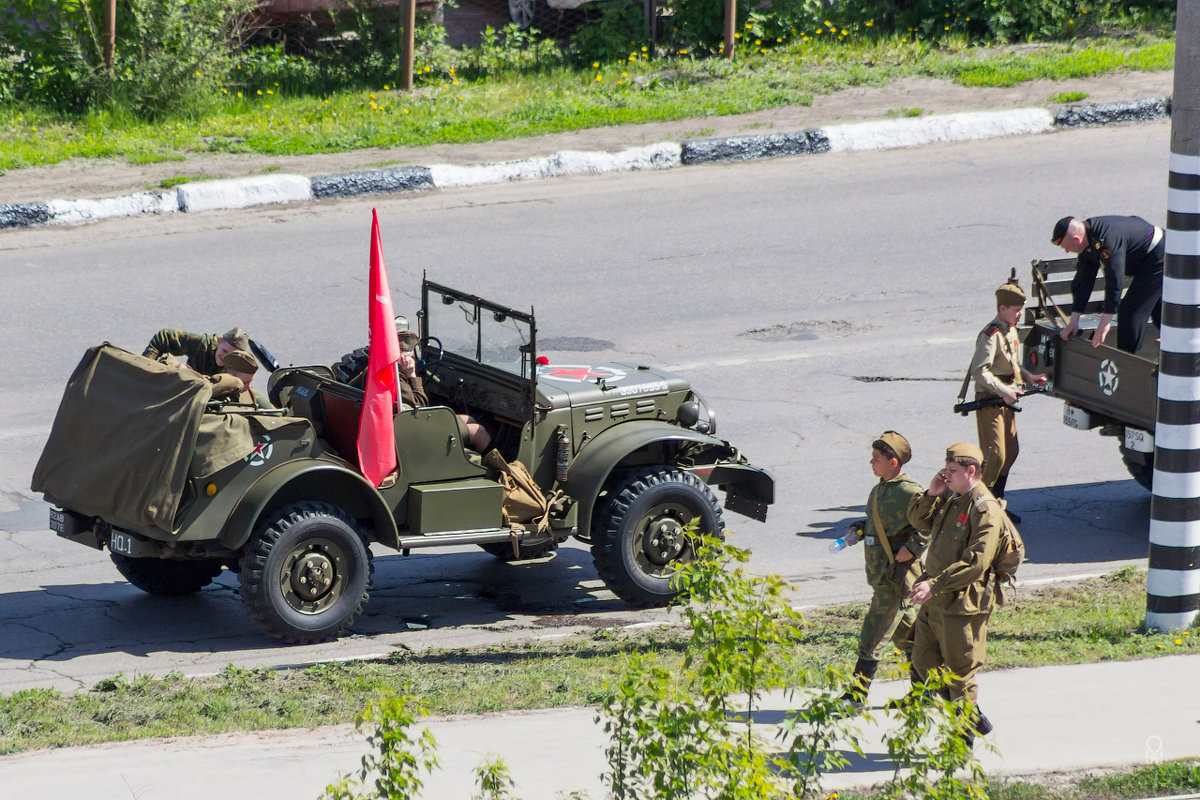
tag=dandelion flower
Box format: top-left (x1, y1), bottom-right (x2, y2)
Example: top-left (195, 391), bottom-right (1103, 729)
top-left (267, 90), bottom-right (274, 95)
top-left (256, 89), bottom-right (262, 95)
top-left (237, 91), bottom-right (243, 98)
top-left (841, 29), bottom-right (847, 35)
top-left (403, 108), bottom-right (410, 114)
top-left (745, 22), bottom-right (752, 29)
top-left (595, 74), bottom-right (602, 81)
top-left (1176, 638), bottom-right (1184, 645)
top-left (221, 88), bottom-right (228, 94)
top-left (593, 61), bottom-right (599, 68)
top-left (641, 45), bottom-right (647, 51)
top-left (755, 39), bottom-right (761, 44)
top-left (194, 71), bottom-right (201, 77)
top-left (865, 20), bottom-right (873, 27)
top-left (264, 103), bottom-right (270, 108)
top-left (457, 95), bottom-right (463, 100)
top-left (383, 84), bottom-right (390, 90)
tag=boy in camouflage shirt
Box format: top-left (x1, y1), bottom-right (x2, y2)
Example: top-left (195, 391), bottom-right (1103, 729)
top-left (843, 431), bottom-right (927, 707)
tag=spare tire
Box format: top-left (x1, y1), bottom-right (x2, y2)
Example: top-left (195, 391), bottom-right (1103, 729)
top-left (332, 348), bottom-right (369, 387)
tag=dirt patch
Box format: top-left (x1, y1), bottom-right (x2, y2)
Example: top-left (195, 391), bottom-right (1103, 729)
top-left (0, 70), bottom-right (1172, 206)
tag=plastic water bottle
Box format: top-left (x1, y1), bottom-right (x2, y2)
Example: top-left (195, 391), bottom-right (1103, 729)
top-left (829, 536), bottom-right (850, 554)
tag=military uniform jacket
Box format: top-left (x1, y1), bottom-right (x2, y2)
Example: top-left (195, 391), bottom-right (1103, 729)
top-left (400, 374), bottom-right (428, 408)
top-left (907, 483), bottom-right (1004, 616)
top-left (1070, 215), bottom-right (1161, 315)
top-left (863, 473), bottom-right (927, 585)
top-left (970, 316), bottom-right (1024, 399)
top-left (143, 329), bottom-right (221, 376)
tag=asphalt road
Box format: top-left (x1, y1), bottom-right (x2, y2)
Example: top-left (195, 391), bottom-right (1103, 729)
top-left (0, 121), bottom-right (1166, 693)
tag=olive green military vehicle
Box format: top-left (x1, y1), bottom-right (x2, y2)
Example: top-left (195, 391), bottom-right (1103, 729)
top-left (1020, 258), bottom-right (1158, 489)
top-left (33, 279), bottom-right (774, 643)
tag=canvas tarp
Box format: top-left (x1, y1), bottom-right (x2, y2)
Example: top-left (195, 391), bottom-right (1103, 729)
top-left (32, 343), bottom-right (257, 536)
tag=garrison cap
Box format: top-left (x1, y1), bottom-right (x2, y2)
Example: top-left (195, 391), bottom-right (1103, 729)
top-left (222, 349), bottom-right (258, 375)
top-left (873, 431), bottom-right (912, 465)
top-left (1051, 216), bottom-right (1074, 245)
top-left (945, 441), bottom-right (984, 464)
top-left (995, 277), bottom-right (1026, 307)
top-left (222, 327), bottom-right (251, 351)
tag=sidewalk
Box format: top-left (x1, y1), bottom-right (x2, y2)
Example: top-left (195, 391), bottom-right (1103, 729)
top-left (0, 70), bottom-right (1174, 228)
top-left (0, 653), bottom-right (1195, 799)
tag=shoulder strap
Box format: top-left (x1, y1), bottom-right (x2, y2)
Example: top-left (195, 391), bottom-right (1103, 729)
top-left (869, 488), bottom-right (895, 565)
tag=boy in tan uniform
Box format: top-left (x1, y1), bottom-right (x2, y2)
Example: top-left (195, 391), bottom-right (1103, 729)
top-left (842, 431), bottom-right (927, 707)
top-left (967, 276), bottom-right (1046, 522)
top-left (906, 442), bottom-right (1005, 746)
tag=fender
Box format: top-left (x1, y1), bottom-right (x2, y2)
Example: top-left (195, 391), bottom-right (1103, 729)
top-left (219, 459), bottom-right (397, 551)
top-left (568, 421), bottom-right (730, 540)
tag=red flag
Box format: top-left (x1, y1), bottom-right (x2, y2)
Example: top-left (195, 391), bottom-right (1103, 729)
top-left (357, 209), bottom-right (402, 487)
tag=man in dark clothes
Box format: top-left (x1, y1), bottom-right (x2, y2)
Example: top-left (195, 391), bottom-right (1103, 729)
top-left (1052, 215), bottom-right (1164, 354)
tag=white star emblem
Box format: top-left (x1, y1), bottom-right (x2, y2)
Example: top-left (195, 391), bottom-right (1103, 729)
top-left (1098, 359), bottom-right (1119, 397)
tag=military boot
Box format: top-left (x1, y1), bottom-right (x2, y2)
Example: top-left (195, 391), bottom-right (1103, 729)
top-left (839, 658), bottom-right (879, 709)
top-left (972, 708), bottom-right (994, 736)
top-left (886, 667), bottom-right (933, 710)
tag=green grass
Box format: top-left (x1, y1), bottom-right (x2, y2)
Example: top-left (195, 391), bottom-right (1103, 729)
top-left (0, 567), bottom-right (1194, 755)
top-left (1049, 90), bottom-right (1089, 103)
top-left (834, 759), bottom-right (1200, 800)
top-left (0, 34), bottom-right (1173, 172)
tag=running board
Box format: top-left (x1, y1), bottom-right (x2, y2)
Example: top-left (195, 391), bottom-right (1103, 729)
top-left (396, 528), bottom-right (519, 549)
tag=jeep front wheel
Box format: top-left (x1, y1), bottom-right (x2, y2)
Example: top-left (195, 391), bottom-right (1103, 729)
top-left (592, 467), bottom-right (723, 607)
top-left (110, 553), bottom-right (223, 596)
top-left (239, 502), bottom-right (373, 643)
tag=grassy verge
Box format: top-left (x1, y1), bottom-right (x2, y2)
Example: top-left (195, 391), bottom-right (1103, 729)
top-left (831, 759), bottom-right (1200, 800)
top-left (0, 566), bottom-right (1195, 755)
top-left (0, 34), bottom-right (1173, 172)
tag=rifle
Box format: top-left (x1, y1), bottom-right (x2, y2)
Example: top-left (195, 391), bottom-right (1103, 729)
top-left (953, 385), bottom-right (1048, 416)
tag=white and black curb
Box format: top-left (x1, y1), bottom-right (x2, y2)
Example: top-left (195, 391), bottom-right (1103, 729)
top-left (0, 96), bottom-right (1170, 231)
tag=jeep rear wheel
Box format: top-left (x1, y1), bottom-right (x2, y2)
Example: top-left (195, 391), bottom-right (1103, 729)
top-left (110, 553), bottom-right (223, 596)
top-left (592, 466), bottom-right (723, 607)
top-left (240, 502), bottom-right (372, 643)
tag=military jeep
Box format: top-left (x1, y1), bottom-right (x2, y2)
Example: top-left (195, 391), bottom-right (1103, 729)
top-left (34, 279), bottom-right (774, 643)
top-left (1020, 257), bottom-right (1159, 489)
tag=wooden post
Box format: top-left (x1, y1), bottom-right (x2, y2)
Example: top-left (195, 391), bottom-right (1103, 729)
top-left (722, 0), bottom-right (734, 60)
top-left (401, 0), bottom-right (416, 91)
top-left (103, 0), bottom-right (116, 75)
top-left (1147, 0), bottom-right (1200, 632)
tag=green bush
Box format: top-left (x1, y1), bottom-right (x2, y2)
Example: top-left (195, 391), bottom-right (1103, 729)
top-left (569, 2), bottom-right (647, 65)
top-left (0, 0), bottom-right (254, 118)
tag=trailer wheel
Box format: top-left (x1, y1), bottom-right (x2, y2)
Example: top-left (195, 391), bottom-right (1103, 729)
top-left (592, 466), bottom-right (723, 607)
top-left (1119, 447), bottom-right (1153, 491)
top-left (240, 502), bottom-right (372, 643)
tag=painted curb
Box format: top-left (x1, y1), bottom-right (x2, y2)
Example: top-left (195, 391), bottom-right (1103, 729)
top-left (681, 129), bottom-right (830, 165)
top-left (176, 174), bottom-right (313, 213)
top-left (311, 165), bottom-right (434, 199)
top-left (0, 95), bottom-right (1171, 231)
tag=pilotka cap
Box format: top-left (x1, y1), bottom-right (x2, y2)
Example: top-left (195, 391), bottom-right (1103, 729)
top-left (222, 327), bottom-right (251, 351)
top-left (1051, 216), bottom-right (1074, 245)
top-left (222, 349), bottom-right (258, 375)
top-left (995, 277), bottom-right (1026, 307)
top-left (946, 441), bottom-right (984, 464)
top-left (874, 431), bottom-right (912, 465)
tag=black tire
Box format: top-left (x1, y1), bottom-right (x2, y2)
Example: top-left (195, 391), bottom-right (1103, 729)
top-left (239, 502), bottom-right (373, 644)
top-left (479, 537), bottom-right (556, 561)
top-left (1120, 447), bottom-right (1153, 491)
top-left (110, 553), bottom-right (223, 596)
top-left (332, 347), bottom-right (370, 387)
top-left (591, 466), bottom-right (723, 607)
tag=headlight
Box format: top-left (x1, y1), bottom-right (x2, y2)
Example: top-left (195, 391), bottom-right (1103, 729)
top-left (679, 394), bottom-right (716, 435)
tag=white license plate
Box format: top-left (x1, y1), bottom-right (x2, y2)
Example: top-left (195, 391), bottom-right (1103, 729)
top-left (1124, 427), bottom-right (1154, 453)
top-left (1063, 404), bottom-right (1092, 430)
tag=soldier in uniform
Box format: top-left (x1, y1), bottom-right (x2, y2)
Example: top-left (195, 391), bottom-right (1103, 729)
top-left (968, 276), bottom-right (1047, 523)
top-left (219, 349), bottom-right (272, 409)
top-left (906, 442), bottom-right (1004, 746)
top-left (143, 327), bottom-right (251, 376)
top-left (842, 431), bottom-right (927, 708)
top-left (1052, 215), bottom-right (1164, 354)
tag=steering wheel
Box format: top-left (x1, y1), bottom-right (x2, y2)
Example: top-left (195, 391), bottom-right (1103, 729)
top-left (419, 336), bottom-right (444, 379)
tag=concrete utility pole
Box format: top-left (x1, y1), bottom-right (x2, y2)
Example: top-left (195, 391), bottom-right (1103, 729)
top-left (1148, 0), bottom-right (1200, 631)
